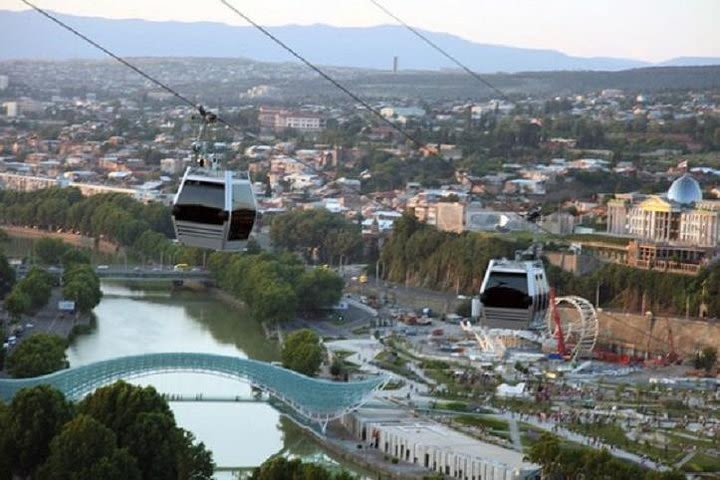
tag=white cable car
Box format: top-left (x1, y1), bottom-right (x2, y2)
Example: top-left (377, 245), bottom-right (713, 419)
top-left (171, 113), bottom-right (257, 251)
top-left (479, 255), bottom-right (549, 330)
top-left (172, 167), bottom-right (256, 251)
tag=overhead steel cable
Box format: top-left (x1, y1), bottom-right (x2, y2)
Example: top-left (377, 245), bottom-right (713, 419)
top-left (368, 0), bottom-right (510, 102)
top-left (19, 0), bottom-right (247, 135)
top-left (217, 0), bottom-right (425, 149)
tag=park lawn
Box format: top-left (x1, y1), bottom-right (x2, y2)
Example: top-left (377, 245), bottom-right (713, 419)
top-left (683, 452), bottom-right (720, 473)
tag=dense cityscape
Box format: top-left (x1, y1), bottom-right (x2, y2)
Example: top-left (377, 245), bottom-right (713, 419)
top-left (1, 3), bottom-right (720, 480)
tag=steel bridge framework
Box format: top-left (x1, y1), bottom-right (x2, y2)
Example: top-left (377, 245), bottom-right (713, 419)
top-left (0, 353), bottom-right (387, 432)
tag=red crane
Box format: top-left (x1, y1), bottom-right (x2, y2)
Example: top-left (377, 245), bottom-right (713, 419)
top-left (549, 288), bottom-right (567, 358)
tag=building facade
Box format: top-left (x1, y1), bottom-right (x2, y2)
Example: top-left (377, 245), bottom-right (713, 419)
top-left (606, 175), bottom-right (720, 247)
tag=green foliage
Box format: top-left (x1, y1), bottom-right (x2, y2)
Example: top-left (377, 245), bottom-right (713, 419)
top-left (6, 333), bottom-right (68, 378)
top-left (0, 188), bottom-right (174, 246)
top-left (380, 214), bottom-right (522, 293)
top-left (0, 252), bottom-right (15, 298)
top-left (693, 346), bottom-right (717, 373)
top-left (250, 456), bottom-right (356, 480)
top-left (4, 287), bottom-right (31, 319)
top-left (79, 381), bottom-right (214, 480)
top-left (296, 268), bottom-right (344, 311)
top-left (8, 385), bottom-right (73, 477)
top-left (209, 250), bottom-right (342, 321)
top-left (270, 209), bottom-right (363, 264)
top-left (36, 415), bottom-right (141, 480)
top-left (0, 401), bottom-right (11, 480)
top-left (525, 432), bottom-right (686, 479)
top-left (34, 237), bottom-right (70, 265)
top-left (62, 263), bottom-right (102, 313)
top-left (281, 329), bottom-right (324, 376)
top-left (4, 266), bottom-right (54, 318)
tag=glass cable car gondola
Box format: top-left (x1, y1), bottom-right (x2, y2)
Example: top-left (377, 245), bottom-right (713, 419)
top-left (172, 109), bottom-right (257, 251)
top-left (479, 244), bottom-right (549, 330)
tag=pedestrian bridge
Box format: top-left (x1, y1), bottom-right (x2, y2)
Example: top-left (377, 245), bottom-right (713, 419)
top-left (0, 353), bottom-right (387, 431)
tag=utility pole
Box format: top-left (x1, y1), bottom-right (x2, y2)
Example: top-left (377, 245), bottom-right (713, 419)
top-left (595, 281), bottom-right (600, 308)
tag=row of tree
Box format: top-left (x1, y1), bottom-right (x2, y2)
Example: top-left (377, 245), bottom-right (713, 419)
top-left (0, 381), bottom-right (213, 480)
top-left (32, 237), bottom-right (91, 266)
top-left (0, 187), bottom-right (174, 247)
top-left (208, 251), bottom-right (344, 323)
top-left (525, 432), bottom-right (684, 480)
top-left (270, 209), bottom-right (364, 265)
top-left (547, 260), bottom-right (720, 318)
top-left (379, 214), bottom-right (523, 293)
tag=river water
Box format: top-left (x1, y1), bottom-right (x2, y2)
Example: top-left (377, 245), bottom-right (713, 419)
top-left (67, 283), bottom-right (364, 478)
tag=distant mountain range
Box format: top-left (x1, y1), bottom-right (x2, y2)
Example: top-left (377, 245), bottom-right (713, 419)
top-left (2, 10), bottom-right (719, 73)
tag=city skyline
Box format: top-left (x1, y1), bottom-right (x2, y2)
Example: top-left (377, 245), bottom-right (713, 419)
top-left (1, 0), bottom-right (719, 63)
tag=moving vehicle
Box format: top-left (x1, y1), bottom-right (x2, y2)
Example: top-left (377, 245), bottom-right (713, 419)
top-left (479, 257), bottom-right (549, 330)
top-left (172, 113), bottom-right (257, 251)
top-left (173, 263), bottom-right (190, 271)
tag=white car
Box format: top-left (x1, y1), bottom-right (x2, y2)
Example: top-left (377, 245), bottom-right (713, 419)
top-left (96, 265), bottom-right (110, 270)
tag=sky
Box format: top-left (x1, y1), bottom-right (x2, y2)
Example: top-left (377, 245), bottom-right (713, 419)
top-left (3, 0), bottom-right (719, 62)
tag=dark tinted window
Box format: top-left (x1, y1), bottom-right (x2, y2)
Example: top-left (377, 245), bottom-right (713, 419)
top-left (229, 209), bottom-right (256, 240)
top-left (173, 180), bottom-right (227, 225)
top-left (481, 272), bottom-right (531, 309)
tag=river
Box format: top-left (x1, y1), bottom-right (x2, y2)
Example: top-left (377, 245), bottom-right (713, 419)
top-left (67, 282), bottom-right (366, 479)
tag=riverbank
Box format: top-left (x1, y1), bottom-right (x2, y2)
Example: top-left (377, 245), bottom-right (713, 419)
top-left (2, 225), bottom-right (121, 255)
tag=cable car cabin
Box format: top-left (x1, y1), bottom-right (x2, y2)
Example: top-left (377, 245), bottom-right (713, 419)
top-left (172, 168), bottom-right (257, 251)
top-left (479, 258), bottom-right (549, 330)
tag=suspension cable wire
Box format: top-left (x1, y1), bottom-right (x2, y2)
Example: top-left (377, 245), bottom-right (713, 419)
top-left (217, 0), bottom-right (425, 149)
top-left (19, 0), bottom-right (249, 137)
top-left (368, 0), bottom-right (510, 102)
top-left (23, 0), bottom-right (552, 239)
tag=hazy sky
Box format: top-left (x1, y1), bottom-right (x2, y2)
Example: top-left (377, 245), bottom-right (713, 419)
top-left (3, 0), bottom-right (719, 62)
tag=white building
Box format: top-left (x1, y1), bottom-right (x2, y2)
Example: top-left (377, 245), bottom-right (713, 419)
top-left (343, 410), bottom-right (540, 480)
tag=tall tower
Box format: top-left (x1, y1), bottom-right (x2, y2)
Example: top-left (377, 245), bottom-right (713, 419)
top-left (393, 56), bottom-right (399, 74)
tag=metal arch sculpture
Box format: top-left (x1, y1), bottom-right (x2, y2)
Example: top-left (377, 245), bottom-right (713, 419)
top-left (545, 295), bottom-right (599, 362)
top-left (0, 353), bottom-right (388, 432)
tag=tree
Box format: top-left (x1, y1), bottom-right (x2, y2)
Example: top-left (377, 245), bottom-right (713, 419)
top-left (176, 430), bottom-right (214, 480)
top-left (4, 288), bottom-right (31, 319)
top-left (125, 412), bottom-right (180, 480)
top-left (34, 237), bottom-right (70, 265)
top-left (694, 346), bottom-right (717, 373)
top-left (79, 381), bottom-right (213, 480)
top-left (20, 268), bottom-right (54, 309)
top-left (61, 248), bottom-right (91, 267)
top-left (250, 456), bottom-right (355, 480)
top-left (0, 401), bottom-right (12, 480)
top-left (525, 432), bottom-right (562, 475)
top-left (0, 252), bottom-right (15, 298)
top-left (36, 415), bottom-right (141, 480)
top-left (296, 268), bottom-right (344, 311)
top-left (62, 264), bottom-right (102, 313)
top-left (79, 381), bottom-right (173, 446)
top-left (281, 329), bottom-right (324, 376)
top-left (8, 385), bottom-right (73, 477)
top-left (6, 333), bottom-right (69, 378)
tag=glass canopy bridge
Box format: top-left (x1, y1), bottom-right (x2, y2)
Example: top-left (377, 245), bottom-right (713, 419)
top-left (0, 352), bottom-right (388, 433)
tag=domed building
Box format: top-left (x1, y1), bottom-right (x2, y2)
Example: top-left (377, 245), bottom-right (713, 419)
top-left (667, 174), bottom-right (703, 204)
top-left (607, 174), bottom-right (720, 247)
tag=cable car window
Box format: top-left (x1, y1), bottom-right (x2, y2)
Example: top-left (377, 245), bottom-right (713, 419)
top-left (228, 182), bottom-right (256, 240)
top-left (173, 180), bottom-right (226, 225)
top-left (481, 272), bottom-right (531, 309)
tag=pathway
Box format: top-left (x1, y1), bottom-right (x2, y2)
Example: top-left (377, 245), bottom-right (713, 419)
top-left (508, 418), bottom-right (522, 452)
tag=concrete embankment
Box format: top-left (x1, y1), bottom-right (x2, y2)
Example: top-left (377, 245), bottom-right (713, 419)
top-left (597, 309), bottom-right (720, 357)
